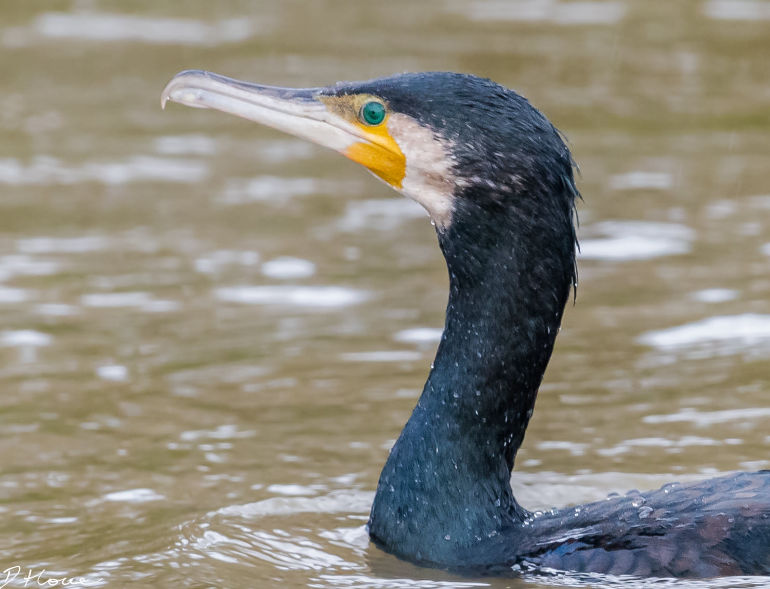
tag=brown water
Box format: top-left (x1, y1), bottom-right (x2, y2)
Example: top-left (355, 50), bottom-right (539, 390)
top-left (0, 1), bottom-right (769, 587)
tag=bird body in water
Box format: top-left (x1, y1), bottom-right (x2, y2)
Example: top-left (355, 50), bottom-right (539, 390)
top-left (161, 70), bottom-right (770, 578)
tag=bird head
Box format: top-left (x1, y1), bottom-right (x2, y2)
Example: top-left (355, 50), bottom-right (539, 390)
top-left (161, 70), bottom-right (577, 238)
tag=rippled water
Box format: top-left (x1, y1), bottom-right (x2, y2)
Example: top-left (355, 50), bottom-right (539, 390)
top-left (0, 1), bottom-right (768, 587)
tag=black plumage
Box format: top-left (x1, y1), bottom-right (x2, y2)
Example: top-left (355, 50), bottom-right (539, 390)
top-left (162, 70), bottom-right (770, 578)
top-left (329, 74), bottom-right (770, 577)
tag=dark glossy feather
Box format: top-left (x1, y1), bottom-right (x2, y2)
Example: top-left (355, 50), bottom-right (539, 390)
top-left (522, 471), bottom-right (770, 576)
top-left (330, 73), bottom-right (770, 578)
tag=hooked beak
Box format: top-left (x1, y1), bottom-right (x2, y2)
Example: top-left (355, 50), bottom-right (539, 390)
top-left (161, 70), bottom-right (405, 187)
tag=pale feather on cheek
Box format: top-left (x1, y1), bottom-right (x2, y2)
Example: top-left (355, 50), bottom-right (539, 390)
top-left (387, 113), bottom-right (458, 230)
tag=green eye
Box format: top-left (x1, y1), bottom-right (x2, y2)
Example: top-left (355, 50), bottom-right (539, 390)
top-left (360, 101), bottom-right (386, 125)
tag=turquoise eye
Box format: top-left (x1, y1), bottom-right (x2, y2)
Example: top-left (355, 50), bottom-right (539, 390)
top-left (360, 101), bottom-right (386, 125)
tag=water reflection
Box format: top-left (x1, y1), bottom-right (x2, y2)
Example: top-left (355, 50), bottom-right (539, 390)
top-left (446, 0), bottom-right (626, 25)
top-left (3, 12), bottom-right (260, 46)
top-left (215, 285), bottom-right (369, 308)
top-left (704, 0), bottom-right (770, 21)
top-left (639, 314), bottom-right (770, 355)
top-left (0, 156), bottom-right (208, 185)
top-left (579, 221), bottom-right (694, 261)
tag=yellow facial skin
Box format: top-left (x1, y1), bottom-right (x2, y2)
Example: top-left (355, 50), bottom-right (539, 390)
top-left (319, 94), bottom-right (406, 189)
top-left (160, 70), bottom-right (407, 190)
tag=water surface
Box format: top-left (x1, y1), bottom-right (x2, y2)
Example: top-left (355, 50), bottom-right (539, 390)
top-left (0, 1), bottom-right (768, 587)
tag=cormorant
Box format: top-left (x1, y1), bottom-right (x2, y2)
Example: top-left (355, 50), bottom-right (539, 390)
top-left (161, 70), bottom-right (770, 578)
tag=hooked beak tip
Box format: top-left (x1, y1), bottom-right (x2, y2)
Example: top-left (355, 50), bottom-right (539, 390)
top-left (160, 69), bottom-right (210, 111)
top-left (160, 77), bottom-right (178, 110)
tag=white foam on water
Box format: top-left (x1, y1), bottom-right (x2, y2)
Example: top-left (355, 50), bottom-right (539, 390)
top-left (553, 1), bottom-right (626, 24)
top-left (266, 484), bottom-right (319, 497)
top-left (180, 425), bottom-right (256, 442)
top-left (96, 365), bottom-right (128, 382)
top-left (216, 489), bottom-right (373, 518)
top-left (638, 313), bottom-right (770, 349)
top-left (596, 436), bottom-right (738, 457)
top-left (154, 135), bottom-right (217, 156)
top-left (318, 525), bottom-right (371, 551)
top-left (511, 471), bottom-right (712, 513)
top-left (690, 288), bottom-right (739, 303)
top-left (340, 350), bottom-right (423, 363)
top-left (35, 303), bottom-right (78, 316)
top-left (141, 300), bottom-right (182, 313)
top-left (579, 236), bottom-right (690, 260)
top-left (449, 0), bottom-right (626, 24)
top-left (0, 330), bottom-right (52, 347)
top-left (0, 287), bottom-right (31, 303)
top-left (0, 255), bottom-right (61, 281)
top-left (169, 365), bottom-right (268, 386)
top-left (17, 235), bottom-right (109, 254)
top-left (187, 528), bottom-right (355, 570)
top-left (256, 140), bottom-right (316, 163)
top-left (45, 517), bottom-right (78, 524)
top-left (103, 488), bottom-right (165, 503)
top-left (749, 194), bottom-right (770, 209)
top-left (85, 157), bottom-right (209, 185)
top-left (393, 327), bottom-right (444, 344)
top-left (81, 292), bottom-right (153, 308)
top-left (579, 221), bottom-right (694, 261)
top-left (215, 286), bottom-right (368, 308)
top-left (644, 407), bottom-right (770, 426)
top-left (337, 198), bottom-right (427, 232)
top-left (608, 171), bottom-right (674, 191)
top-left (4, 424), bottom-right (40, 436)
top-left (703, 0), bottom-right (770, 20)
top-left (81, 291), bottom-right (180, 312)
top-left (6, 12), bottom-right (259, 46)
top-left (320, 574), bottom-right (487, 589)
top-left (219, 176), bottom-right (322, 204)
top-left (761, 243), bottom-right (770, 256)
top-left (194, 250), bottom-right (260, 274)
top-left (261, 257), bottom-right (316, 279)
top-left (0, 156), bottom-right (208, 186)
top-left (1, 329), bottom-right (49, 362)
top-left (536, 440), bottom-right (588, 455)
top-left (706, 199), bottom-right (737, 219)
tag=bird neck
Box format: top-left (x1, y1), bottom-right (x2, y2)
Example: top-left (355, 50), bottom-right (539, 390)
top-left (368, 187), bottom-right (576, 568)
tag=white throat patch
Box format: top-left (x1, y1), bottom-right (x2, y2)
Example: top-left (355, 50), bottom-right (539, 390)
top-left (386, 113), bottom-right (457, 230)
